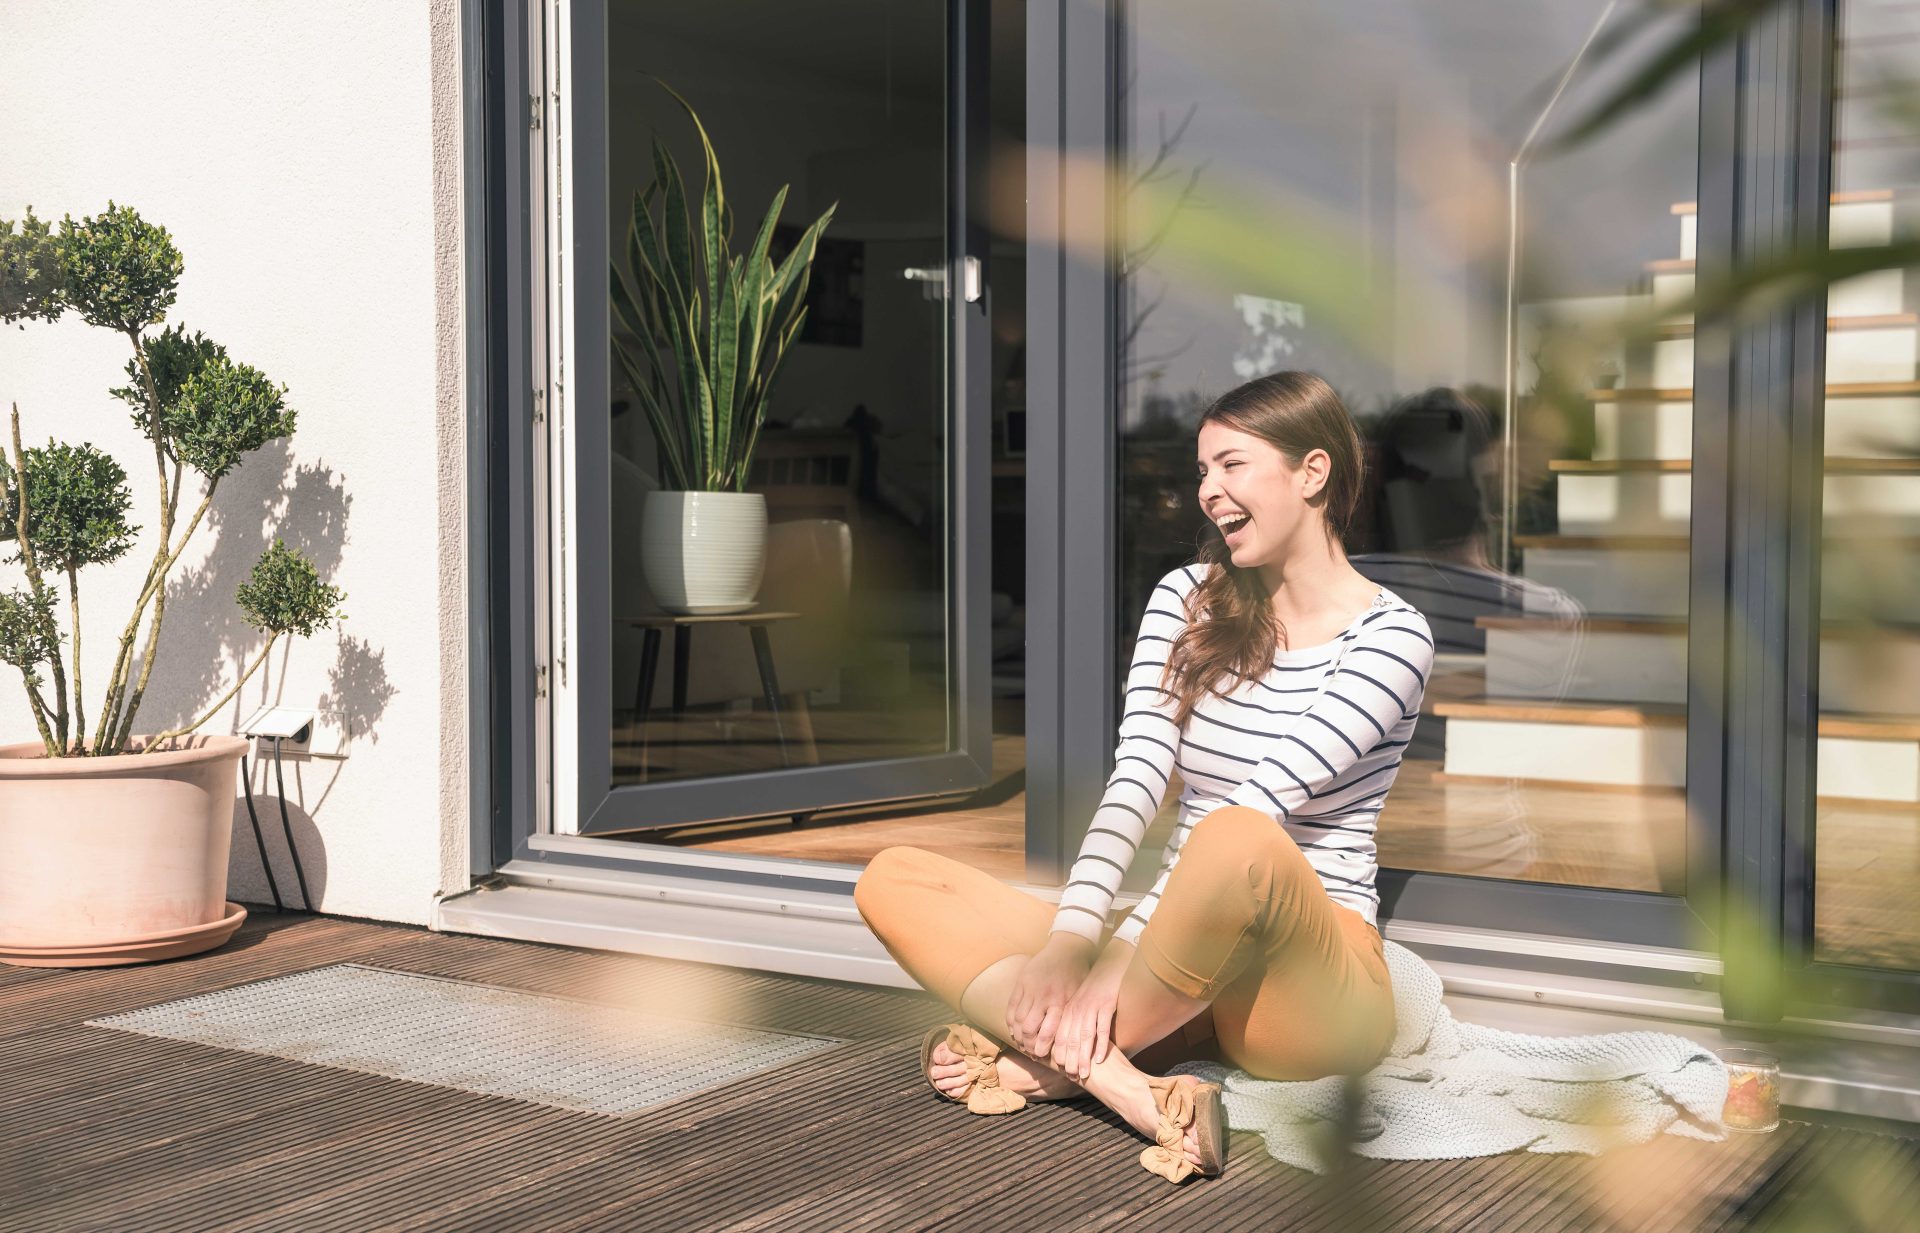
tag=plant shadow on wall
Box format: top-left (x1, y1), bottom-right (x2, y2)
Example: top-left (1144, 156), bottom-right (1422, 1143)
top-left (0, 202), bottom-right (384, 937)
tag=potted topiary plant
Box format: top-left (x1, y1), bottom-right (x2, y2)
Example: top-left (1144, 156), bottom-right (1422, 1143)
top-left (0, 203), bottom-right (345, 967)
top-left (612, 83), bottom-right (835, 614)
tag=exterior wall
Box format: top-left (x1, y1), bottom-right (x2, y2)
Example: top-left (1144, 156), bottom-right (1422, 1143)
top-left (0, 0), bottom-right (471, 924)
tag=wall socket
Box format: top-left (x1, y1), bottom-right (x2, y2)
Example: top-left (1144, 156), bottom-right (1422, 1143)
top-left (241, 706), bottom-right (351, 760)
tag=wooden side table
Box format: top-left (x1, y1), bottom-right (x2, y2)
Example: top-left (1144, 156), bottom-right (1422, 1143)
top-left (616, 610), bottom-right (808, 767)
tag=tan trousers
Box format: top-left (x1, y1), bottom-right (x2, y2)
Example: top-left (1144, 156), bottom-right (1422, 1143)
top-left (853, 805), bottom-right (1397, 1080)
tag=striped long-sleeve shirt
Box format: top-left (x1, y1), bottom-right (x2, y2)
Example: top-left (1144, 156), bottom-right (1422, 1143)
top-left (1048, 564), bottom-right (1435, 947)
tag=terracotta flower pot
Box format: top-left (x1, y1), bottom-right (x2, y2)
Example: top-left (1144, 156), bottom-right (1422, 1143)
top-left (0, 734), bottom-right (250, 968)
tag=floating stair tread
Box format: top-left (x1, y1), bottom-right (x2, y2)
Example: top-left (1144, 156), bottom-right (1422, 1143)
top-left (1590, 380), bottom-right (1920, 401)
top-left (1436, 696), bottom-right (1920, 739)
top-left (1435, 697), bottom-right (1685, 727)
top-left (1671, 189), bottom-right (1893, 215)
top-left (1517, 533), bottom-right (1920, 549)
top-left (1551, 458), bottom-right (1692, 473)
top-left (1514, 534), bottom-right (1688, 550)
top-left (1476, 615), bottom-right (1685, 635)
top-left (1659, 314), bottom-right (1919, 337)
top-left (1549, 456), bottom-right (1920, 473)
top-left (1475, 613), bottom-right (1920, 639)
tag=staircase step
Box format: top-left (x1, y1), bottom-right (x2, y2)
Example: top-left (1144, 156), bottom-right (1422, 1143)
top-left (1515, 533), bottom-right (1920, 548)
top-left (1470, 614), bottom-right (1920, 711)
top-left (1669, 189), bottom-right (1895, 214)
top-left (1590, 388), bottom-right (1920, 461)
top-left (1643, 266), bottom-right (1902, 317)
top-left (1510, 534), bottom-right (1920, 621)
top-left (1515, 534), bottom-right (1685, 550)
top-left (1436, 699), bottom-right (1920, 799)
top-left (1436, 697), bottom-right (1685, 727)
top-left (1590, 381), bottom-right (1920, 401)
top-left (1438, 697), bottom-right (1920, 738)
top-left (1554, 459), bottom-right (1920, 534)
top-left (1553, 457), bottom-right (1920, 474)
top-left (1654, 321), bottom-right (1919, 387)
top-left (1658, 314), bottom-right (1920, 337)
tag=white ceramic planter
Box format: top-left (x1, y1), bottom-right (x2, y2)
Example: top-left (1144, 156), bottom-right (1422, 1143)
top-left (0, 735), bottom-right (249, 967)
top-left (640, 490), bottom-right (768, 614)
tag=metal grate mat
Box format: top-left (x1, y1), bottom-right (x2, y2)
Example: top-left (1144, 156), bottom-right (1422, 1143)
top-left (86, 963), bottom-right (841, 1115)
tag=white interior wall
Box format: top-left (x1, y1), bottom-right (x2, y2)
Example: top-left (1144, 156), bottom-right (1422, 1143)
top-left (0, 0), bottom-right (470, 924)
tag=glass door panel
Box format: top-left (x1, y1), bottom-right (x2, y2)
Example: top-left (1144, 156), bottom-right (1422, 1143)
top-left (1812, 0), bottom-right (1920, 972)
top-left (1115, 0), bottom-right (1702, 896)
top-left (573, 0), bottom-right (995, 834)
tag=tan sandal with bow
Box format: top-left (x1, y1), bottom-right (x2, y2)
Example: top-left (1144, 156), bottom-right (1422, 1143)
top-left (1138, 1073), bottom-right (1226, 1183)
top-left (919, 1023), bottom-right (1027, 1115)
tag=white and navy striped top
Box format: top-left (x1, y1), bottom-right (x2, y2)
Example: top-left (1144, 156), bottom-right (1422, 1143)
top-left (1048, 564), bottom-right (1435, 947)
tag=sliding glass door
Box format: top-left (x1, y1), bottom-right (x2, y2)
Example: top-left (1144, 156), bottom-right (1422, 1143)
top-left (565, 0), bottom-right (996, 833)
top-left (1104, 0), bottom-right (1723, 948)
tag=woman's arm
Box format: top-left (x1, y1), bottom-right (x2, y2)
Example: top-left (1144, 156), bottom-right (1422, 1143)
top-left (1222, 611), bottom-right (1435, 822)
top-left (1045, 566), bottom-right (1199, 944)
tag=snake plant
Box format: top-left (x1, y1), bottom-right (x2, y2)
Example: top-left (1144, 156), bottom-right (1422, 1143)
top-left (612, 83), bottom-right (836, 493)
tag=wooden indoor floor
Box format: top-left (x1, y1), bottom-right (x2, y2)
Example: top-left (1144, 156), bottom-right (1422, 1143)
top-left (649, 740), bottom-right (1920, 972)
top-left (6, 912), bottom-right (1916, 1232)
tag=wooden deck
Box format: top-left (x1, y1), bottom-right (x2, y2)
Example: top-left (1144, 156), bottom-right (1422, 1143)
top-left (4, 912), bottom-right (1916, 1232)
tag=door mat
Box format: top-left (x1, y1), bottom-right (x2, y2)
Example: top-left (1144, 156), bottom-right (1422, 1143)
top-left (86, 963), bottom-right (841, 1115)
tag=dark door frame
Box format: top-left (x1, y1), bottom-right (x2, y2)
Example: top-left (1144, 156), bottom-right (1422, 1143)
top-left (472, 0), bottom-right (1918, 1017)
top-left (1027, 0), bottom-right (1918, 1017)
top-left (565, 0), bottom-right (996, 834)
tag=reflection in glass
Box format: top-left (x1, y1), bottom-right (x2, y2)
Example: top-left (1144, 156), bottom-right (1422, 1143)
top-left (1814, 0), bottom-right (1920, 972)
top-left (1117, 0), bottom-right (1699, 894)
top-left (606, 1), bottom-right (951, 787)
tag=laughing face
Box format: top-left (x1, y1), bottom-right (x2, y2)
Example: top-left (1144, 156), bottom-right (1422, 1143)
top-left (1196, 419), bottom-right (1327, 570)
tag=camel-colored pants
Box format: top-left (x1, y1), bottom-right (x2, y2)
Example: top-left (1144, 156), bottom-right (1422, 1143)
top-left (852, 805), bottom-right (1397, 1080)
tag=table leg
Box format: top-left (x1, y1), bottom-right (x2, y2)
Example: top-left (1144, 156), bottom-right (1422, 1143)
top-left (636, 627), bottom-right (662, 781)
top-left (783, 689), bottom-right (820, 766)
top-left (672, 625), bottom-right (691, 715)
top-left (748, 624), bottom-right (791, 766)
top-left (635, 628), bottom-right (662, 722)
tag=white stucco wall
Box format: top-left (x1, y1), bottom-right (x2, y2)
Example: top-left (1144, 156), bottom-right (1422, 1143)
top-left (0, 0), bottom-right (471, 924)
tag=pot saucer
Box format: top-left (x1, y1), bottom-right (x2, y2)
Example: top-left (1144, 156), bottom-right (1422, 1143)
top-left (0, 901), bottom-right (248, 968)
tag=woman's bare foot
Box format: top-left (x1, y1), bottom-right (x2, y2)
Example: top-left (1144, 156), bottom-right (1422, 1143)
top-left (927, 1038), bottom-right (1083, 1102)
top-left (924, 1034), bottom-right (1204, 1171)
top-left (1102, 1069), bottom-right (1205, 1171)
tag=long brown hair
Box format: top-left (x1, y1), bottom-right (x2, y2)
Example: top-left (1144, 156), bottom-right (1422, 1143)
top-left (1161, 371), bottom-right (1366, 726)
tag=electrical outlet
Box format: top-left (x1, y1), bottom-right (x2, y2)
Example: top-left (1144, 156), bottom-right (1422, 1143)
top-left (243, 707), bottom-right (351, 760)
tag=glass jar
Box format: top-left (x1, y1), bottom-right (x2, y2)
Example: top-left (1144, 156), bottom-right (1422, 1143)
top-left (1717, 1048), bottom-right (1781, 1134)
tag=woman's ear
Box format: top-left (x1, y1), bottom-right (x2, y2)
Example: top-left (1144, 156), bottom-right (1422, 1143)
top-left (1299, 448), bottom-right (1332, 500)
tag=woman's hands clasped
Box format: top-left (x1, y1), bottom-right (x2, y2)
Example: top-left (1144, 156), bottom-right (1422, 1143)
top-left (1046, 940), bottom-right (1132, 1081)
top-left (1006, 933), bottom-right (1137, 1082)
top-left (1004, 933), bottom-right (1095, 1061)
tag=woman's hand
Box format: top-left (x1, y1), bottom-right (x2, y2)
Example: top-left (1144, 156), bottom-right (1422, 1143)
top-left (1005, 933), bottom-right (1095, 1059)
top-left (1049, 940), bottom-right (1132, 1081)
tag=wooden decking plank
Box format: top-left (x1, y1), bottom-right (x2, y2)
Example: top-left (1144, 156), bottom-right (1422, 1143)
top-left (0, 915), bottom-right (416, 1040)
top-left (379, 1043), bottom-right (916, 1233)
top-left (420, 1052), bottom-right (921, 1221)
top-left (8, 1033), bottom-right (380, 1179)
top-left (860, 1104), bottom-right (1168, 1232)
top-left (1402, 1150), bottom-right (1543, 1230)
top-left (13, 1061), bottom-right (507, 1229)
top-left (1709, 1125), bottom-right (1857, 1233)
top-left (2, 912), bottom-right (1902, 1232)
top-left (1293, 1154), bottom-right (1475, 1233)
top-left (215, 1102), bottom-right (586, 1233)
top-left (521, 1052), bottom-right (1015, 1233)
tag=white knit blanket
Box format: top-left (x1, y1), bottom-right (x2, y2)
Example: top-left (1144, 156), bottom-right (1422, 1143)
top-left (1167, 938), bottom-right (1732, 1173)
